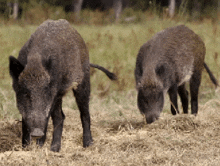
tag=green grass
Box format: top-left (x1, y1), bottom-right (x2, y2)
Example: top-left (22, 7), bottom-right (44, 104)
top-left (0, 18), bottom-right (219, 119)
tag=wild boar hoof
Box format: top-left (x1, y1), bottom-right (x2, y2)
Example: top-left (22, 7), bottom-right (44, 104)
top-left (83, 138), bottom-right (93, 148)
top-left (50, 144), bottom-right (61, 152)
top-left (192, 113), bottom-right (197, 116)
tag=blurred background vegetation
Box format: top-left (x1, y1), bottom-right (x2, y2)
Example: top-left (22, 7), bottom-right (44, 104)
top-left (0, 0), bottom-right (220, 25)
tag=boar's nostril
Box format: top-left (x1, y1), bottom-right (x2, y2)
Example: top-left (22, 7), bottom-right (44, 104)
top-left (146, 116), bottom-right (158, 124)
top-left (30, 128), bottom-right (44, 138)
top-left (146, 117), bottom-right (155, 124)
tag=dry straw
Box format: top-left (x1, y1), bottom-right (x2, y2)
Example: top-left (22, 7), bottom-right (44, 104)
top-left (0, 93), bottom-right (220, 165)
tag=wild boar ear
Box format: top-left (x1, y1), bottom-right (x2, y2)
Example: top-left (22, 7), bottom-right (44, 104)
top-left (45, 58), bottom-right (52, 71)
top-left (9, 56), bottom-right (24, 80)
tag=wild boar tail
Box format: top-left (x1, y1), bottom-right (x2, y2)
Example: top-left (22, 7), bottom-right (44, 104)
top-left (90, 63), bottom-right (117, 80)
top-left (204, 63), bottom-right (219, 88)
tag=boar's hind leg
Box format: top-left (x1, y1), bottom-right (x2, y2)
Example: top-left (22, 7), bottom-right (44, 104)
top-left (22, 119), bottom-right (31, 148)
top-left (73, 78), bottom-right (93, 148)
top-left (190, 71), bottom-right (202, 115)
top-left (168, 84), bottom-right (179, 115)
top-left (50, 96), bottom-right (65, 152)
top-left (178, 84), bottom-right (189, 114)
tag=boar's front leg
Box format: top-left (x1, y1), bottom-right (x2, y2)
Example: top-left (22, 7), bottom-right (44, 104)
top-left (36, 118), bottom-right (50, 148)
top-left (50, 96), bottom-right (65, 152)
top-left (22, 119), bottom-right (31, 148)
top-left (73, 78), bottom-right (93, 147)
top-left (168, 84), bottom-right (179, 115)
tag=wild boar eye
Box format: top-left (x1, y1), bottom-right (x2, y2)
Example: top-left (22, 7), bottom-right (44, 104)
top-left (156, 65), bottom-right (165, 76)
top-left (144, 98), bottom-right (149, 104)
top-left (157, 92), bottom-right (164, 103)
top-left (45, 58), bottom-right (52, 71)
top-left (23, 92), bottom-right (30, 99)
top-left (19, 89), bottom-right (30, 99)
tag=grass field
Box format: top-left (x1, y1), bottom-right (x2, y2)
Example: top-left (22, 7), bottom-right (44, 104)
top-left (0, 17), bottom-right (220, 165)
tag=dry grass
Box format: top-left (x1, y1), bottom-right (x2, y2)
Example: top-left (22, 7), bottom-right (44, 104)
top-left (0, 91), bottom-right (220, 166)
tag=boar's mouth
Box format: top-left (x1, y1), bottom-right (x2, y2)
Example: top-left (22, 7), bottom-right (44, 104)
top-left (145, 114), bottom-right (159, 124)
top-left (30, 128), bottom-right (44, 139)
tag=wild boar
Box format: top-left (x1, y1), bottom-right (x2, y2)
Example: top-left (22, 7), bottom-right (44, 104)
top-left (135, 25), bottom-right (218, 124)
top-left (9, 19), bottom-right (117, 152)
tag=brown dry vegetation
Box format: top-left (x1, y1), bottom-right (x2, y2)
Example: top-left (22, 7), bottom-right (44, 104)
top-left (0, 16), bottom-right (220, 165)
top-left (1, 90), bottom-right (220, 165)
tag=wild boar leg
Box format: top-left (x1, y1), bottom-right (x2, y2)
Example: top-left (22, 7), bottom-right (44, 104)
top-left (36, 122), bottom-right (49, 147)
top-left (190, 71), bottom-right (202, 115)
top-left (73, 80), bottom-right (93, 147)
top-left (50, 96), bottom-right (65, 152)
top-left (178, 84), bottom-right (189, 114)
top-left (22, 119), bottom-right (31, 148)
top-left (168, 84), bottom-right (179, 115)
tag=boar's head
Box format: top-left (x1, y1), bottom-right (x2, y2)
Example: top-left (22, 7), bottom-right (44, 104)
top-left (9, 55), bottom-right (54, 138)
top-left (137, 82), bottom-right (164, 124)
top-left (136, 62), bottom-right (174, 124)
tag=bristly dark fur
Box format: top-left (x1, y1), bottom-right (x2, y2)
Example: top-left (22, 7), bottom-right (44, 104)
top-left (9, 19), bottom-right (117, 152)
top-left (135, 25), bottom-right (218, 124)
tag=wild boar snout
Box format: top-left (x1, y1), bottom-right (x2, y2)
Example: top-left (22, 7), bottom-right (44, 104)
top-left (30, 128), bottom-right (44, 138)
top-left (138, 88), bottom-right (164, 124)
top-left (25, 111), bottom-right (47, 132)
top-left (145, 113), bottom-right (159, 124)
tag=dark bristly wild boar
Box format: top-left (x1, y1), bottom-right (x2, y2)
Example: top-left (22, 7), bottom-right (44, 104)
top-left (135, 25), bottom-right (218, 124)
top-left (9, 19), bottom-right (117, 152)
